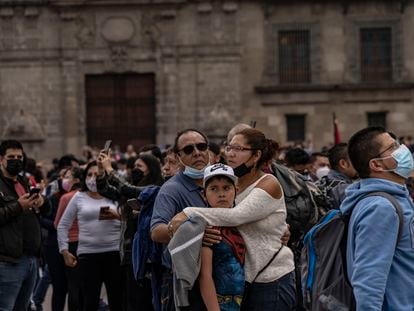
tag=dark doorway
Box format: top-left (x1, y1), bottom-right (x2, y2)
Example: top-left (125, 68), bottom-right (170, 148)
top-left (85, 73), bottom-right (156, 150)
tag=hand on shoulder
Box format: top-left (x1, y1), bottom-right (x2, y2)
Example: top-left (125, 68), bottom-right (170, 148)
top-left (256, 175), bottom-right (282, 199)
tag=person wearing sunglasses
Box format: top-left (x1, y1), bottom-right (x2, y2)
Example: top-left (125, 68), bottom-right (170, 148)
top-left (151, 129), bottom-right (214, 311)
top-left (169, 128), bottom-right (296, 311)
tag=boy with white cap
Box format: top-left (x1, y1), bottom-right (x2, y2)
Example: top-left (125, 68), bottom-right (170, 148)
top-left (199, 163), bottom-right (245, 311)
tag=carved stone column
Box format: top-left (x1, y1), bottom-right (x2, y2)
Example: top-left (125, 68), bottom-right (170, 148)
top-left (59, 9), bottom-right (83, 154)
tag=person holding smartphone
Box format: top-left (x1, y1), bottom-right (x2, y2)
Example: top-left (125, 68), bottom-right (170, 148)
top-left (0, 140), bottom-right (50, 311)
top-left (57, 161), bottom-right (122, 310)
top-left (97, 149), bottom-right (164, 311)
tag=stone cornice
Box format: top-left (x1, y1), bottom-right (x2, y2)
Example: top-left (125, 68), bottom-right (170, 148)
top-left (0, 0), bottom-right (47, 5)
top-left (255, 83), bottom-right (414, 94)
top-left (49, 0), bottom-right (187, 7)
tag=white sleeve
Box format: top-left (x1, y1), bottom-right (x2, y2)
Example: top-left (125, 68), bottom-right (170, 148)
top-left (57, 193), bottom-right (79, 253)
top-left (183, 188), bottom-right (280, 226)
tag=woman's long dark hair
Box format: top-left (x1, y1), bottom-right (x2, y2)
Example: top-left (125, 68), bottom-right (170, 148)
top-left (69, 167), bottom-right (84, 191)
top-left (136, 154), bottom-right (164, 186)
top-left (80, 161), bottom-right (97, 192)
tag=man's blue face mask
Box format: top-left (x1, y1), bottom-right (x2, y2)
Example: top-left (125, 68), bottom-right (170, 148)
top-left (375, 144), bottom-right (414, 179)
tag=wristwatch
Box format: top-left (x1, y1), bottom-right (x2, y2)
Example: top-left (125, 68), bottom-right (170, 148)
top-left (167, 221), bottom-right (174, 238)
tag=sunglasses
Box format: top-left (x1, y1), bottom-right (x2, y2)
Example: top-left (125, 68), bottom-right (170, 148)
top-left (179, 143), bottom-right (209, 155)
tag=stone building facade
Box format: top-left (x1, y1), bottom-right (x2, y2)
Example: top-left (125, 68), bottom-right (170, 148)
top-left (0, 0), bottom-right (413, 160)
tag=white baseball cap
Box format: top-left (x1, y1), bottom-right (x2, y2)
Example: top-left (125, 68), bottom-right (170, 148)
top-left (203, 163), bottom-right (237, 188)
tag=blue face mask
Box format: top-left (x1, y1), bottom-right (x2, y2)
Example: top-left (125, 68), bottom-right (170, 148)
top-left (183, 165), bottom-right (206, 179)
top-left (379, 144), bottom-right (414, 179)
top-left (179, 151), bottom-right (210, 180)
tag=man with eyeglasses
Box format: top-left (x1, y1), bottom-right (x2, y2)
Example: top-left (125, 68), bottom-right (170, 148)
top-left (151, 129), bottom-right (215, 311)
top-left (340, 127), bottom-right (414, 310)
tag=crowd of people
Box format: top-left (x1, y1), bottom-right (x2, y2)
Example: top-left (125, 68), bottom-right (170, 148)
top-left (0, 125), bottom-right (413, 311)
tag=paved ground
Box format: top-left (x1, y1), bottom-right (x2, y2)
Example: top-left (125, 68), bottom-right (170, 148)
top-left (40, 287), bottom-right (108, 311)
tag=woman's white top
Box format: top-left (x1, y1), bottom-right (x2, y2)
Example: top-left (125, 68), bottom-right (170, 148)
top-left (184, 174), bottom-right (295, 283)
top-left (57, 191), bottom-right (121, 256)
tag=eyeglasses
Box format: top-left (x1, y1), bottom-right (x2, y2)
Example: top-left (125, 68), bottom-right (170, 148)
top-left (372, 141), bottom-right (400, 159)
top-left (179, 143), bottom-right (209, 155)
top-left (224, 145), bottom-right (255, 153)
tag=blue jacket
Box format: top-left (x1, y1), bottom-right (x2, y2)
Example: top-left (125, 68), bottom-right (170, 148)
top-left (132, 186), bottom-right (163, 311)
top-left (340, 178), bottom-right (414, 311)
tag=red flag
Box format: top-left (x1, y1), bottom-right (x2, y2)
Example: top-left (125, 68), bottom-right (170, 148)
top-left (333, 113), bottom-right (341, 144)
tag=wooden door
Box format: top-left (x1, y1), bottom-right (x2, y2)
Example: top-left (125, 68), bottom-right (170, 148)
top-left (85, 73), bottom-right (156, 150)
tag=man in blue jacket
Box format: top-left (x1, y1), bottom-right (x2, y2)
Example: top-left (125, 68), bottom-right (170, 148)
top-left (340, 127), bottom-right (414, 310)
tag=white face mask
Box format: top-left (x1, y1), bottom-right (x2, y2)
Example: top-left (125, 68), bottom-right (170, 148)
top-left (85, 177), bottom-right (97, 192)
top-left (316, 166), bottom-right (330, 179)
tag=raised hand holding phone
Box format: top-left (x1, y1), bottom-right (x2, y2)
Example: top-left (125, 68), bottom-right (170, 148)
top-left (103, 140), bottom-right (112, 154)
top-left (97, 141), bottom-right (114, 175)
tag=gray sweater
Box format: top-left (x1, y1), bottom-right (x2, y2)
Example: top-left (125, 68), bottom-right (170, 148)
top-left (167, 215), bottom-right (207, 308)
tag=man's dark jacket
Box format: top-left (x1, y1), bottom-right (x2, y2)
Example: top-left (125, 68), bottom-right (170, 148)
top-left (0, 170), bottom-right (49, 263)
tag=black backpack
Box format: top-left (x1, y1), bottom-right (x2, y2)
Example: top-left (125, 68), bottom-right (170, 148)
top-left (271, 162), bottom-right (329, 243)
top-left (301, 191), bottom-right (403, 311)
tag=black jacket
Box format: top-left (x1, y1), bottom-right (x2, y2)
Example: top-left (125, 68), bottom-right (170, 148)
top-left (0, 170), bottom-right (49, 263)
top-left (96, 171), bottom-right (145, 202)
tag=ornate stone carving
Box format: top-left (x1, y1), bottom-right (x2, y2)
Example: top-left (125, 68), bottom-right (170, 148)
top-left (202, 102), bottom-right (234, 141)
top-left (2, 110), bottom-right (45, 142)
top-left (76, 15), bottom-right (95, 47)
top-left (0, 15), bottom-right (15, 49)
top-left (101, 16), bottom-right (135, 43)
top-left (141, 11), bottom-right (163, 48)
top-left (198, 2), bottom-right (238, 45)
top-left (104, 44), bottom-right (133, 72)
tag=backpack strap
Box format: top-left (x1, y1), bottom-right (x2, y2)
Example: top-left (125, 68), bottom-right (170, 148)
top-left (361, 191), bottom-right (404, 242)
top-left (250, 246), bottom-right (284, 283)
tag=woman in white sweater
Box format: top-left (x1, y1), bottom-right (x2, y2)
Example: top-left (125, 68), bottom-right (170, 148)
top-left (57, 161), bottom-right (122, 310)
top-left (171, 128), bottom-right (296, 310)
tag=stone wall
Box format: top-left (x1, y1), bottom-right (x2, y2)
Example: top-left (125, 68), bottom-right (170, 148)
top-left (0, 0), bottom-right (413, 160)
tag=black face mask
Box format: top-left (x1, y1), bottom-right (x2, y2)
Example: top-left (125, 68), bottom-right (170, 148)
top-left (5, 159), bottom-right (23, 176)
top-left (233, 163), bottom-right (253, 178)
top-left (131, 169), bottom-right (144, 185)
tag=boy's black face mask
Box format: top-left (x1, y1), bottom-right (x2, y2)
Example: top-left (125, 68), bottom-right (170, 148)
top-left (6, 159), bottom-right (23, 176)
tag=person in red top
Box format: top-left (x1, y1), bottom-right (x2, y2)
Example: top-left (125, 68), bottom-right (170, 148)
top-left (54, 167), bottom-right (83, 311)
top-left (0, 139), bottom-right (49, 311)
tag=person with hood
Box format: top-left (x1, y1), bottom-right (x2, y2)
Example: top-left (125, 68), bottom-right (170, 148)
top-left (340, 126), bottom-right (414, 310)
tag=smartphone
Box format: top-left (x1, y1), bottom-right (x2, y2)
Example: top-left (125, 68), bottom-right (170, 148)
top-left (29, 187), bottom-right (41, 197)
top-left (99, 206), bottom-right (110, 215)
top-left (103, 140), bottom-right (112, 154)
top-left (127, 198), bottom-right (141, 211)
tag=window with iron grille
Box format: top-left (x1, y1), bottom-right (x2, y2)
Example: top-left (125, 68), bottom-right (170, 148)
top-left (279, 30), bottom-right (311, 84)
top-left (286, 114), bottom-right (306, 141)
top-left (360, 27), bottom-right (392, 82)
top-left (367, 111), bottom-right (387, 128)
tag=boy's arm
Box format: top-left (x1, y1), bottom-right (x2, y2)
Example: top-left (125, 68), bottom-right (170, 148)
top-left (199, 246), bottom-right (220, 311)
